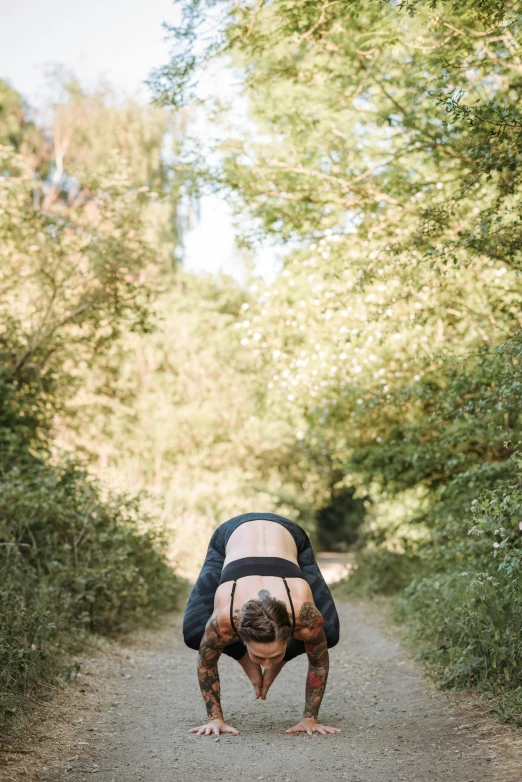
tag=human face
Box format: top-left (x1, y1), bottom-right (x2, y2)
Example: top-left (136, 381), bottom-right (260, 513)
top-left (246, 640), bottom-right (286, 669)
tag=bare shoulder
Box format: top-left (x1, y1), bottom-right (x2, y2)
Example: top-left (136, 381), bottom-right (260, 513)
top-left (209, 589), bottom-right (238, 643)
top-left (294, 599), bottom-right (325, 642)
top-left (200, 614), bottom-right (236, 656)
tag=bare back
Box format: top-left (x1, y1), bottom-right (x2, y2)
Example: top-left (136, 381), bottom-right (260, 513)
top-left (223, 519), bottom-right (299, 566)
top-left (214, 519), bottom-right (317, 641)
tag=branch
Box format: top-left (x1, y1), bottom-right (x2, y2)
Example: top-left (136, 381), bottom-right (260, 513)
top-left (268, 158), bottom-right (395, 191)
top-left (244, 0), bottom-right (265, 40)
top-left (297, 0), bottom-right (338, 45)
top-left (15, 292), bottom-right (103, 372)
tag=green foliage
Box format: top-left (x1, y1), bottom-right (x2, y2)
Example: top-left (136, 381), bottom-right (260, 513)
top-left (2, 460), bottom-right (179, 634)
top-left (0, 80), bottom-right (46, 174)
top-left (398, 568), bottom-right (522, 687)
top-left (0, 144), bottom-right (156, 399)
top-left (62, 272), bottom-right (314, 572)
top-left (0, 80), bottom-right (27, 147)
top-left (339, 548), bottom-right (424, 597)
top-left (156, 0), bottom-right (522, 720)
top-left (0, 455), bottom-right (180, 724)
top-left (336, 547), bottom-right (422, 597)
top-left (397, 564), bottom-right (522, 725)
top-left (0, 81), bottom-right (183, 727)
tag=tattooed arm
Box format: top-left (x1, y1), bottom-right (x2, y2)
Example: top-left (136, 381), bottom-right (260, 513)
top-left (303, 624), bottom-right (329, 719)
top-left (285, 602), bottom-right (340, 736)
top-left (188, 614), bottom-right (239, 736)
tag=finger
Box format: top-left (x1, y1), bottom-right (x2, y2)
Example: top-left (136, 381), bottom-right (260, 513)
top-left (205, 726), bottom-right (212, 735)
top-left (307, 727), bottom-right (313, 735)
top-left (317, 728), bottom-right (327, 735)
top-left (188, 727), bottom-right (200, 733)
top-left (285, 727), bottom-right (299, 734)
top-left (325, 727), bottom-right (341, 733)
top-left (254, 685), bottom-right (261, 699)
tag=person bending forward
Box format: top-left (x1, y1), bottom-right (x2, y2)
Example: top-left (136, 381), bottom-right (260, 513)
top-left (183, 512), bottom-right (341, 736)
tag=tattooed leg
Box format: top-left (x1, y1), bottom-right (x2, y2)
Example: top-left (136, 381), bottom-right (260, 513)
top-left (260, 658), bottom-right (286, 699)
top-left (238, 652), bottom-right (263, 698)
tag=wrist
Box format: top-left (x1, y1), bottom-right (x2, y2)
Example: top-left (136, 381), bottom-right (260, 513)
top-left (207, 710), bottom-right (224, 721)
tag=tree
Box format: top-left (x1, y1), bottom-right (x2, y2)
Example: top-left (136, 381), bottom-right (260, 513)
top-left (154, 0), bottom-right (522, 717)
top-left (0, 81), bottom-right (183, 725)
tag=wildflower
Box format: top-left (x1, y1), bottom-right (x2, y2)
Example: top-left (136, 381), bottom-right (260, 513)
top-left (493, 542), bottom-right (500, 548)
top-left (519, 521), bottom-right (522, 531)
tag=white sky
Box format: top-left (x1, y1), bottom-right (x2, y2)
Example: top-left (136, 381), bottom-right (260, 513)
top-left (0, 0), bottom-right (279, 280)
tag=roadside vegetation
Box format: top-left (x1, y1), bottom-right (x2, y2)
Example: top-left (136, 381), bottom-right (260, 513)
top-left (0, 79), bottom-right (184, 725)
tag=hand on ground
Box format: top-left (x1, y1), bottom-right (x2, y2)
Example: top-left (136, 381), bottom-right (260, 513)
top-left (285, 717), bottom-right (340, 735)
top-left (260, 659), bottom-right (286, 700)
top-left (189, 719), bottom-right (239, 736)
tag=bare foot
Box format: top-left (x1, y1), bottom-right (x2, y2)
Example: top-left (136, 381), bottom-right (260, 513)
top-left (238, 652), bottom-right (263, 698)
top-left (261, 659), bottom-right (286, 700)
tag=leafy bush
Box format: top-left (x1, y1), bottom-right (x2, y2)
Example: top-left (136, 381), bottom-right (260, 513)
top-left (0, 456), bottom-right (181, 724)
top-left (397, 565), bottom-right (522, 725)
top-left (345, 478), bottom-right (522, 722)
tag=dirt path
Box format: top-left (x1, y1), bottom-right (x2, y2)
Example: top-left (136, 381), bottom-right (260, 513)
top-left (30, 597), bottom-right (521, 782)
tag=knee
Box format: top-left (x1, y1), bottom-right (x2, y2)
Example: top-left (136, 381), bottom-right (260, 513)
top-left (284, 639), bottom-right (306, 662)
top-left (222, 642), bottom-right (247, 661)
top-left (326, 626), bottom-right (340, 650)
top-left (183, 627), bottom-right (202, 652)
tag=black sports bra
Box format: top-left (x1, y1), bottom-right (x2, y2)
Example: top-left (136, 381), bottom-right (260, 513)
top-left (220, 556), bottom-right (306, 637)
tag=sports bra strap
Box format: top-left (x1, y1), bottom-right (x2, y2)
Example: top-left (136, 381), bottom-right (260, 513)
top-left (282, 577), bottom-right (296, 633)
top-left (230, 579), bottom-right (237, 631)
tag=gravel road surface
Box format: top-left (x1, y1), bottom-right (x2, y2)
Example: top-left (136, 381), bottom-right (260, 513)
top-left (35, 598), bottom-right (519, 782)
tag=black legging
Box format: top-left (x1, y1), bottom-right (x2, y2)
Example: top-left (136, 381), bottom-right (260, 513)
top-left (183, 513), bottom-right (340, 662)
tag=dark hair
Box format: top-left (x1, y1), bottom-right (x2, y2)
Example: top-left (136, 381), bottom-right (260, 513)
top-left (236, 595), bottom-right (292, 645)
